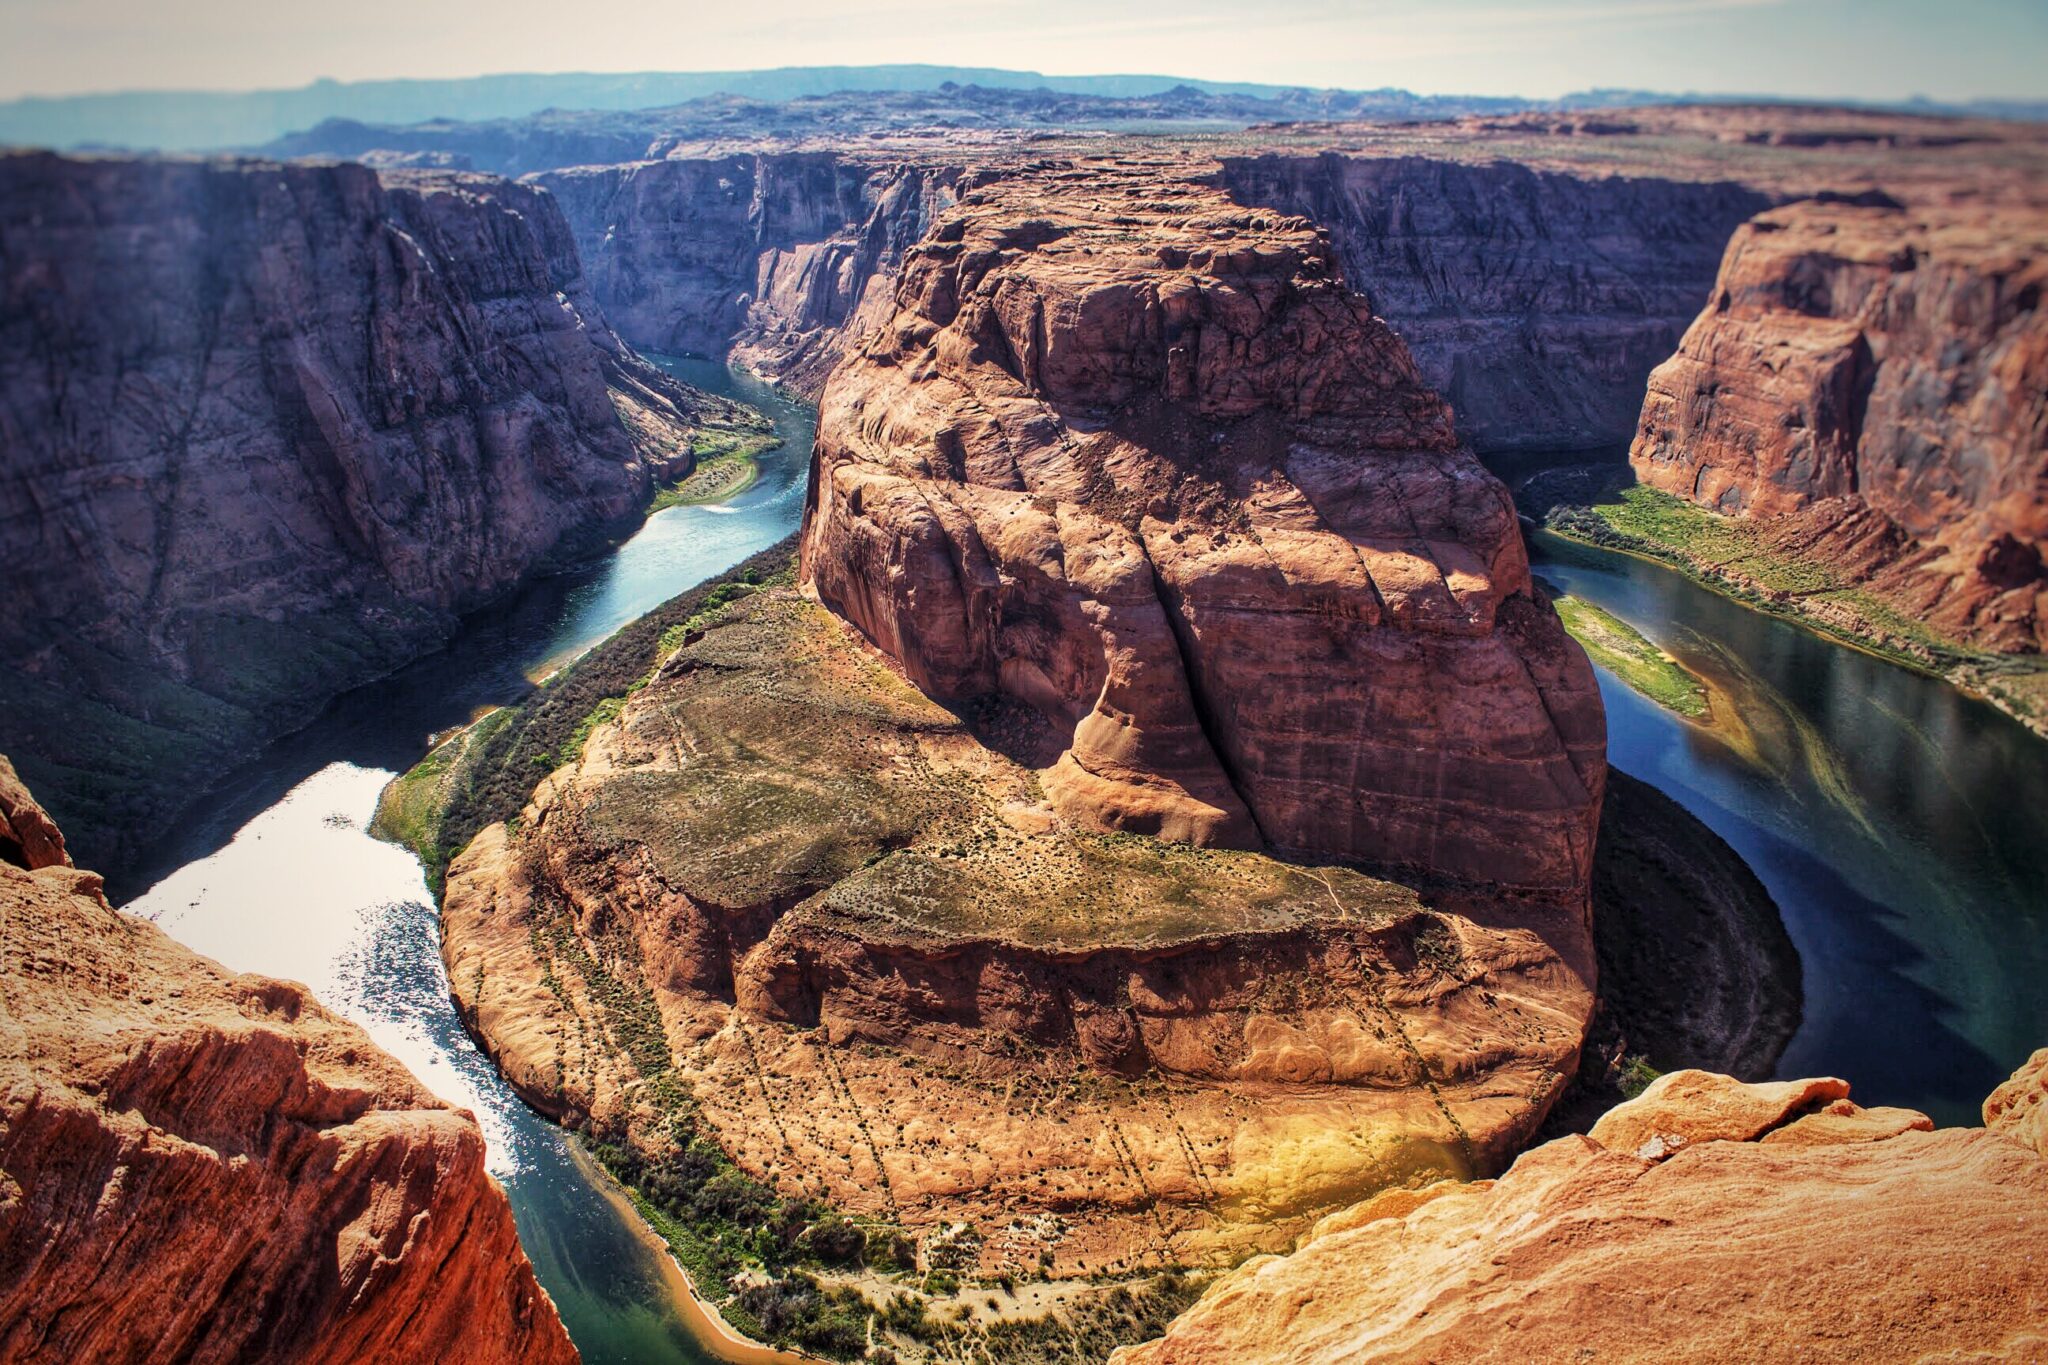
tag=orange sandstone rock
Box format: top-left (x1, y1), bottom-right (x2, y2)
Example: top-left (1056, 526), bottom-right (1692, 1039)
top-left (0, 762), bottom-right (576, 1365)
top-left (1631, 200), bottom-right (2048, 656)
top-left (1116, 1062), bottom-right (2048, 1365)
top-left (800, 158), bottom-right (1605, 901)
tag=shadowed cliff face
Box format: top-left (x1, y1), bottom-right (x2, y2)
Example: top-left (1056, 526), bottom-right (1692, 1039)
top-left (0, 756), bottom-right (579, 1365)
top-left (1631, 199), bottom-right (2048, 655)
top-left (535, 154), bottom-right (967, 394)
top-left (1215, 154), bottom-right (1774, 455)
top-left (800, 157), bottom-right (1606, 901)
top-left (0, 152), bottom-right (720, 872)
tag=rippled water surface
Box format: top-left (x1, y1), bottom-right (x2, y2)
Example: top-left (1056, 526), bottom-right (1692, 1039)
top-left (1534, 530), bottom-right (2048, 1125)
top-left (129, 358), bottom-right (812, 1364)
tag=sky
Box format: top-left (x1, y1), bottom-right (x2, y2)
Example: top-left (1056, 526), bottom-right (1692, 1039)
top-left (1, 0), bottom-right (2044, 104)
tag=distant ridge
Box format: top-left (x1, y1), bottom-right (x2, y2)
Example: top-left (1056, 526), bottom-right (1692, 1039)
top-left (6, 64), bottom-right (2043, 153)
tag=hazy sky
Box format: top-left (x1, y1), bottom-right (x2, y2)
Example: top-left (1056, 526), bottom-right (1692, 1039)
top-left (2, 0), bottom-right (2044, 103)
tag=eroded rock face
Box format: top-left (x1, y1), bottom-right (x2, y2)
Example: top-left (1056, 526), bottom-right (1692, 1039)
top-left (535, 154), bottom-right (966, 394)
top-left (1631, 200), bottom-right (2048, 655)
top-left (1216, 155), bottom-right (1772, 454)
top-left (1117, 1061), bottom-right (2048, 1365)
top-left (442, 588), bottom-right (1596, 1272)
top-left (800, 158), bottom-right (1605, 899)
top-left (0, 760), bottom-right (576, 1364)
top-left (0, 151), bottom-right (727, 874)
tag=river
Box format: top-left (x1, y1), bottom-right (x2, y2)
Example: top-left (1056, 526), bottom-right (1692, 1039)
top-left (1533, 529), bottom-right (2048, 1126)
top-left (114, 369), bottom-right (2046, 1359)
top-left (126, 357), bottom-right (812, 1365)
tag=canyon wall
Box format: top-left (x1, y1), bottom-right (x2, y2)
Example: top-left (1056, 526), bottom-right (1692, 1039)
top-left (1216, 154), bottom-right (1772, 455)
top-left (0, 755), bottom-right (577, 1364)
top-left (1118, 1060), bottom-right (2048, 1364)
top-left (534, 153), bottom-right (967, 394)
top-left (0, 151), bottom-right (725, 873)
top-left (801, 157), bottom-right (1606, 898)
top-left (1630, 199), bottom-right (2048, 655)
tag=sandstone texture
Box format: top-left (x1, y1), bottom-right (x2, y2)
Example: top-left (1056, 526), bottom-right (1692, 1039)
top-left (0, 151), bottom-right (756, 875)
top-left (442, 587), bottom-right (1595, 1275)
top-left (800, 158), bottom-right (1605, 898)
top-left (0, 757), bottom-right (576, 1364)
top-left (1117, 1061), bottom-right (2048, 1365)
top-left (1631, 199), bottom-right (2048, 657)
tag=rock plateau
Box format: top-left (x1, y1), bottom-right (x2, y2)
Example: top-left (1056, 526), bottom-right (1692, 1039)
top-left (438, 156), bottom-right (1606, 1286)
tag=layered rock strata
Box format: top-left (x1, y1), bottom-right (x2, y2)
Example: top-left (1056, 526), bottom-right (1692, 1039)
top-left (0, 756), bottom-right (576, 1364)
top-left (0, 151), bottom-right (749, 873)
top-left (800, 158), bottom-right (1605, 898)
top-left (443, 587), bottom-right (1597, 1272)
top-left (1630, 199), bottom-right (2048, 658)
top-left (436, 159), bottom-right (1611, 1277)
top-left (1117, 1060), bottom-right (2048, 1364)
top-left (535, 154), bottom-right (966, 394)
top-left (1215, 155), bottom-right (1772, 454)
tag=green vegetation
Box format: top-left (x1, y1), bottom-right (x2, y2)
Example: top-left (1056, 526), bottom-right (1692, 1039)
top-left (1548, 488), bottom-right (2025, 684)
top-left (649, 431), bottom-right (780, 512)
top-left (374, 537), bottom-right (800, 886)
top-left (1552, 594), bottom-right (1710, 719)
top-left (1616, 1054), bottom-right (1663, 1101)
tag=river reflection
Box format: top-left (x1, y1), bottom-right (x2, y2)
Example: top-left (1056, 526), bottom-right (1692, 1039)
top-left (126, 357), bottom-right (813, 1364)
top-left (1534, 530), bottom-right (2048, 1125)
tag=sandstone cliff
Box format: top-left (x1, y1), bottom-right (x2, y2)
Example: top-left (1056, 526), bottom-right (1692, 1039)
top-left (1215, 154), bottom-right (1771, 455)
top-left (1117, 1059), bottom-right (2048, 1364)
top-left (436, 156), bottom-right (1607, 1304)
top-left (0, 756), bottom-right (577, 1363)
top-left (0, 151), bottom-right (748, 875)
top-left (443, 584), bottom-right (1596, 1278)
top-left (801, 158), bottom-right (1605, 897)
top-left (535, 154), bottom-right (966, 394)
top-left (1630, 199), bottom-right (2048, 658)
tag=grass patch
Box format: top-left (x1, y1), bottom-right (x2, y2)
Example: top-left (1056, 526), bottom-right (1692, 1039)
top-left (1553, 594), bottom-right (1710, 719)
top-left (384, 537), bottom-right (799, 887)
top-left (649, 432), bottom-right (777, 511)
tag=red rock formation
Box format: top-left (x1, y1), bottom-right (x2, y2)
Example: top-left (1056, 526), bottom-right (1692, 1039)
top-left (800, 158), bottom-right (1605, 899)
top-left (441, 587), bottom-right (1597, 1272)
top-left (1117, 1061), bottom-right (2048, 1365)
top-left (1987, 1046), bottom-right (2048, 1158)
top-left (0, 757), bottom-right (577, 1363)
top-left (1631, 200), bottom-right (2048, 655)
top-left (0, 151), bottom-right (739, 875)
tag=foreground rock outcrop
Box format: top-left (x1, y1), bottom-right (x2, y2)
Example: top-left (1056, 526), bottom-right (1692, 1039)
top-left (0, 756), bottom-right (576, 1363)
top-left (1118, 1060), bottom-right (2048, 1364)
top-left (802, 158), bottom-right (1605, 898)
top-left (0, 151), bottom-right (757, 875)
top-left (1630, 199), bottom-right (2048, 659)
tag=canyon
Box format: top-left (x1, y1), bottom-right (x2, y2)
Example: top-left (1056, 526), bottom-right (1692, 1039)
top-left (0, 755), bottom-right (578, 1363)
top-left (0, 151), bottom-right (765, 875)
top-left (1116, 1054), bottom-right (2048, 1364)
top-left (0, 91), bottom-right (2041, 1365)
top-left (1615, 196), bottom-right (2048, 724)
